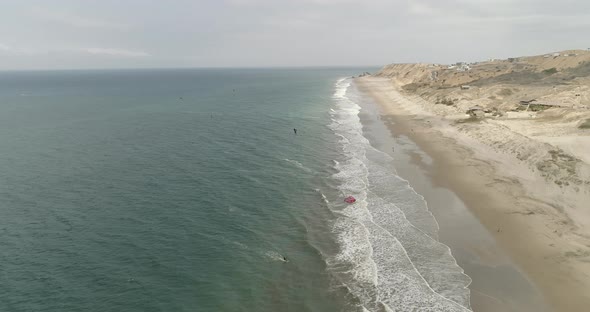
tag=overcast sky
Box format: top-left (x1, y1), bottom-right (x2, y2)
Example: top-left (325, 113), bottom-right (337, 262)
top-left (0, 0), bottom-right (589, 69)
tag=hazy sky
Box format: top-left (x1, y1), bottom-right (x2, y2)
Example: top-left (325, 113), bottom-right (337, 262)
top-left (1, 0), bottom-right (589, 69)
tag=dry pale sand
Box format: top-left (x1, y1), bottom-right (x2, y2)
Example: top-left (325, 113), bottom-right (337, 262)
top-left (356, 76), bottom-right (590, 312)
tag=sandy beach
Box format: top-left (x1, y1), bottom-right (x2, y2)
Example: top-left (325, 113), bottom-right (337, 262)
top-left (356, 76), bottom-right (590, 311)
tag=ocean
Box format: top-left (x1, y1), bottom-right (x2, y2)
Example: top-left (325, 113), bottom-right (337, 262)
top-left (0, 68), bottom-right (471, 311)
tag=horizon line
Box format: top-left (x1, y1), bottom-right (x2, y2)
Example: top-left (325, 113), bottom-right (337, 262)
top-left (0, 65), bottom-right (383, 73)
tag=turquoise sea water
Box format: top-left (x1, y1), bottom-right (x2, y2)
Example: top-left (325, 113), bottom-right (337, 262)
top-left (0, 69), bottom-right (472, 311)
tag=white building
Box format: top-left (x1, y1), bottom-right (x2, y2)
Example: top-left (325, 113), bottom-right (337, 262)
top-left (457, 64), bottom-right (471, 72)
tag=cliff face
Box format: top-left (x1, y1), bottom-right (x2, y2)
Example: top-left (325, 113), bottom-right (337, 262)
top-left (373, 50), bottom-right (590, 121)
top-left (375, 50), bottom-right (590, 89)
top-left (375, 63), bottom-right (435, 85)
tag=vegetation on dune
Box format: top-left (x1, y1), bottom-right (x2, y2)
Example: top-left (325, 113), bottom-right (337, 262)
top-left (515, 104), bottom-right (553, 112)
top-left (498, 88), bottom-right (514, 96)
top-left (471, 70), bottom-right (547, 86)
top-left (402, 82), bottom-right (428, 92)
top-left (542, 67), bottom-right (558, 75)
top-left (435, 97), bottom-right (455, 106)
top-left (455, 117), bottom-right (482, 124)
top-left (579, 119), bottom-right (590, 129)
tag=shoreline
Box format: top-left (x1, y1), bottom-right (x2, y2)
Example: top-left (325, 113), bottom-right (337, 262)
top-left (355, 76), bottom-right (590, 311)
top-left (355, 86), bottom-right (548, 312)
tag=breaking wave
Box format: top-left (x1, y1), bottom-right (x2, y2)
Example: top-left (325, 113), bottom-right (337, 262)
top-left (326, 78), bottom-right (472, 311)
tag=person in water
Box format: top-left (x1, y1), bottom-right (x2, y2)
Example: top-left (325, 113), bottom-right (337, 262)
top-left (282, 256), bottom-right (288, 262)
top-left (293, 128), bottom-right (297, 135)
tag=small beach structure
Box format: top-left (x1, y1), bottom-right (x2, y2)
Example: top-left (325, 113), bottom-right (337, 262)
top-left (460, 85), bottom-right (471, 90)
top-left (518, 99), bottom-right (565, 111)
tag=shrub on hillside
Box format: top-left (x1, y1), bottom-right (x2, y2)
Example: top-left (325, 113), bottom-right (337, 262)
top-left (579, 119), bottom-right (590, 129)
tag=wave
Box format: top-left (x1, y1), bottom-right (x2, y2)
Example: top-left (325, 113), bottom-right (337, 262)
top-left (314, 189), bottom-right (330, 204)
top-left (284, 158), bottom-right (313, 173)
top-left (263, 250), bottom-right (287, 262)
top-left (326, 78), bottom-right (472, 311)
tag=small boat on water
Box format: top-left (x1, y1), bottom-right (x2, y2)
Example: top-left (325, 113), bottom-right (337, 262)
top-left (344, 196), bottom-right (356, 204)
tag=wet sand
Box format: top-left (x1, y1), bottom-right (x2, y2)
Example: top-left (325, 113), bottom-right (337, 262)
top-left (354, 80), bottom-right (554, 311)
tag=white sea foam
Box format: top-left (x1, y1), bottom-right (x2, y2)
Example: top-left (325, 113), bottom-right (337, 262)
top-left (232, 241), bottom-right (249, 250)
top-left (326, 78), bottom-right (472, 311)
top-left (284, 158), bottom-right (313, 173)
top-left (315, 189), bottom-right (330, 204)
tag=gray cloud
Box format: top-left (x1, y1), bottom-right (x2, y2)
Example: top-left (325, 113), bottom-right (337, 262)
top-left (30, 6), bottom-right (131, 30)
top-left (0, 43), bottom-right (150, 58)
top-left (77, 48), bottom-right (150, 57)
top-left (0, 44), bottom-right (34, 56)
top-left (0, 0), bottom-right (588, 69)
